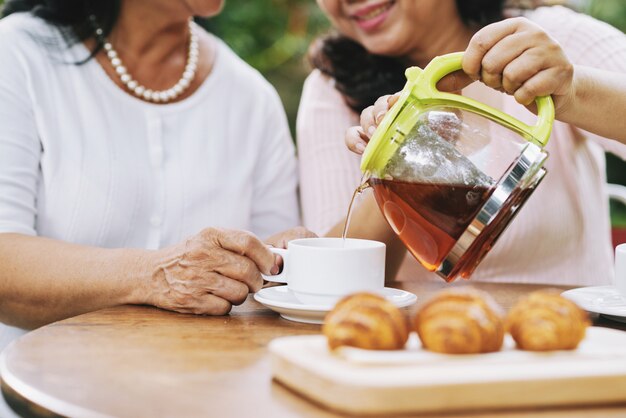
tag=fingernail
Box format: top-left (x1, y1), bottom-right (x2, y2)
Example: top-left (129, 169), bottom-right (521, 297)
top-left (375, 111), bottom-right (386, 122)
top-left (355, 141), bottom-right (366, 153)
top-left (270, 264), bottom-right (279, 275)
top-left (368, 126), bottom-right (376, 136)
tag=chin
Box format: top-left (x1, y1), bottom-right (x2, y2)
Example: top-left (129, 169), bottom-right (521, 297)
top-left (360, 37), bottom-right (404, 58)
top-left (351, 23), bottom-right (407, 57)
top-left (189, 0), bottom-right (224, 17)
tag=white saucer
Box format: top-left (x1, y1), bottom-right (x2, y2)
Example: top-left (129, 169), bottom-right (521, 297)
top-left (561, 286), bottom-right (626, 323)
top-left (254, 286), bottom-right (417, 324)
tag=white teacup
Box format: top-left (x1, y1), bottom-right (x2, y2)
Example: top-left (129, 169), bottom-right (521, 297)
top-left (614, 244), bottom-right (626, 296)
top-left (263, 237), bottom-right (386, 305)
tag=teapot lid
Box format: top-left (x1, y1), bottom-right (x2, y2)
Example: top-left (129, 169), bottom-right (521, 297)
top-left (360, 52), bottom-right (555, 176)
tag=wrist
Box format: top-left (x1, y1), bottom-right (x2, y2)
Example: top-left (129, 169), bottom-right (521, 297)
top-left (555, 65), bottom-right (587, 123)
top-left (118, 248), bottom-right (162, 306)
top-left (131, 246), bottom-right (186, 307)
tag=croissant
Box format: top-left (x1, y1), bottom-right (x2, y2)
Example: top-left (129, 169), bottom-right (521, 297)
top-left (323, 292), bottom-right (409, 350)
top-left (506, 290), bottom-right (589, 351)
top-left (414, 288), bottom-right (505, 354)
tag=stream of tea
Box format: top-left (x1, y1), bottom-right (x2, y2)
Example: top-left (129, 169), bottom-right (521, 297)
top-left (341, 173), bottom-right (371, 243)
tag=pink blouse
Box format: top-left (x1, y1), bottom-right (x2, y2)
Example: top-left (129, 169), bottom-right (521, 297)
top-left (296, 6), bottom-right (626, 286)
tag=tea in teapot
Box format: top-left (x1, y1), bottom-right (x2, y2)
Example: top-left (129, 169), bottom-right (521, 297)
top-left (354, 52), bottom-right (554, 282)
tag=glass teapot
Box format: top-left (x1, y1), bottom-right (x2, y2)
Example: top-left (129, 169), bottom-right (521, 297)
top-left (361, 52), bottom-right (555, 282)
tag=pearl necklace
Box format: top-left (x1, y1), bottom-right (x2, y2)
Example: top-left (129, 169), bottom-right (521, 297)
top-left (95, 20), bottom-right (199, 103)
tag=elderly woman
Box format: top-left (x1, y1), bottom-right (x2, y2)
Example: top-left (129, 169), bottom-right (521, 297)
top-left (298, 0), bottom-right (626, 285)
top-left (0, 0), bottom-right (312, 348)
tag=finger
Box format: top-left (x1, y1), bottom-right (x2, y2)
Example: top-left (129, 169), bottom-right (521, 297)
top-left (387, 93), bottom-right (400, 107)
top-left (480, 32), bottom-right (529, 76)
top-left (200, 273), bottom-right (250, 305)
top-left (513, 67), bottom-right (561, 106)
top-left (480, 32), bottom-right (531, 91)
top-left (501, 49), bottom-right (545, 94)
top-left (359, 105), bottom-right (377, 136)
top-left (463, 17), bottom-right (527, 79)
top-left (208, 248), bottom-right (264, 293)
top-left (346, 126), bottom-right (368, 154)
top-left (186, 294), bottom-right (233, 316)
top-left (206, 228), bottom-right (275, 276)
top-left (270, 253), bottom-right (285, 276)
top-left (437, 70), bottom-right (474, 92)
top-left (372, 95), bottom-right (392, 125)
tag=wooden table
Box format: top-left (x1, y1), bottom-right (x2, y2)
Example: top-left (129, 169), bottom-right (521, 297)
top-left (2, 281), bottom-right (626, 418)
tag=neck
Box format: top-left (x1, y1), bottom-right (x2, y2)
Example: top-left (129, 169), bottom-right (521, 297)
top-left (406, 18), bottom-right (474, 67)
top-left (107, 0), bottom-right (193, 67)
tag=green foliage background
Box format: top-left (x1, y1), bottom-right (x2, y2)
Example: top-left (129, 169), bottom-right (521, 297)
top-left (200, 0), bottom-right (329, 134)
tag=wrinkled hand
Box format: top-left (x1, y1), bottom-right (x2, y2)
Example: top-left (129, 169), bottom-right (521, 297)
top-left (463, 17), bottom-right (573, 110)
top-left (145, 228), bottom-right (276, 315)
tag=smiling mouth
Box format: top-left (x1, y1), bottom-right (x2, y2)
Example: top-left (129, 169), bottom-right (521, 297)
top-left (352, 0), bottom-right (396, 22)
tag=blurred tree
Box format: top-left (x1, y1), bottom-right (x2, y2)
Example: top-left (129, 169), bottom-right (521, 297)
top-left (586, 0), bottom-right (626, 32)
top-left (201, 0), bottom-right (330, 135)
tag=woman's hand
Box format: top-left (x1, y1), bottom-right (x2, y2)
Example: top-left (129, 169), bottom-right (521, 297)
top-left (345, 94), bottom-right (399, 155)
top-left (144, 228), bottom-right (278, 315)
top-left (463, 17), bottom-right (574, 111)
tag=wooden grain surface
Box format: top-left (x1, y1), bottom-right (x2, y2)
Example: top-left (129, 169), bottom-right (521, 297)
top-left (1, 280), bottom-right (626, 418)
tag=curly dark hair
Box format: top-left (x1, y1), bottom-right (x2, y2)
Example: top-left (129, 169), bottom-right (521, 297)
top-left (1, 0), bottom-right (121, 59)
top-left (310, 0), bottom-right (507, 113)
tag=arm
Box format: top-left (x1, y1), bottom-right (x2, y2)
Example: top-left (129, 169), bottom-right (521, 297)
top-left (296, 71), bottom-right (362, 235)
top-left (0, 33), bottom-right (277, 329)
top-left (557, 66), bottom-right (626, 143)
top-left (0, 229), bottom-right (278, 329)
top-left (461, 16), bottom-right (626, 143)
top-left (297, 71), bottom-right (406, 280)
top-left (0, 234), bottom-right (147, 329)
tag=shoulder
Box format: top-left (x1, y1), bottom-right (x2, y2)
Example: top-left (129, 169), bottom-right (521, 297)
top-left (212, 37), bottom-right (283, 111)
top-left (525, 6), bottom-right (626, 64)
top-left (301, 69), bottom-right (351, 110)
top-left (0, 12), bottom-right (56, 49)
top-left (0, 12), bottom-right (74, 68)
top-left (527, 5), bottom-right (620, 31)
top-left (0, 13), bottom-right (49, 82)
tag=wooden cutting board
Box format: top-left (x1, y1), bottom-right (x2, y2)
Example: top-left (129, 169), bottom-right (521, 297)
top-left (269, 327), bottom-right (626, 415)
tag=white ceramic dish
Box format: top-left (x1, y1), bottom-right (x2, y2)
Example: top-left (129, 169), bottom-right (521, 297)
top-left (254, 286), bottom-right (417, 324)
top-left (561, 285), bottom-right (626, 323)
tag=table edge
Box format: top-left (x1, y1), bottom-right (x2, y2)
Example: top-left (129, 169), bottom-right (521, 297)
top-left (1, 347), bottom-right (108, 418)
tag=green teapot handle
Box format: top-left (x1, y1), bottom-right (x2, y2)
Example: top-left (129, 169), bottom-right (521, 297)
top-left (412, 52), bottom-right (554, 147)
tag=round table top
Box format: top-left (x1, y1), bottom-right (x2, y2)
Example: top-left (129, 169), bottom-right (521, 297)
top-left (2, 280), bottom-right (626, 418)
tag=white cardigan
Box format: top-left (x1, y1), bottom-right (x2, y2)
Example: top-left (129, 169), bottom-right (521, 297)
top-left (0, 13), bottom-right (300, 248)
top-left (0, 13), bottom-right (300, 354)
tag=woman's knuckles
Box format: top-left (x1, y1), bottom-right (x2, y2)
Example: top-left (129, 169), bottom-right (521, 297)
top-left (189, 298), bottom-right (232, 316)
top-left (227, 285), bottom-right (250, 305)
